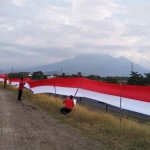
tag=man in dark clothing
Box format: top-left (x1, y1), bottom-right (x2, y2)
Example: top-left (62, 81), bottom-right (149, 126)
top-left (60, 95), bottom-right (74, 115)
top-left (4, 76), bottom-right (7, 89)
top-left (18, 78), bottom-right (25, 101)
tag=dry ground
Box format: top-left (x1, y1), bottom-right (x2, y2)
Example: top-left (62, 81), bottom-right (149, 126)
top-left (0, 88), bottom-right (105, 150)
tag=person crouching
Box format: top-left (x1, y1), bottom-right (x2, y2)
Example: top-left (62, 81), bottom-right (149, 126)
top-left (60, 95), bottom-right (74, 115)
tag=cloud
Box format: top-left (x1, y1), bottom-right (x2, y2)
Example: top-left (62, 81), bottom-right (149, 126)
top-left (138, 46), bottom-right (150, 53)
top-left (124, 22), bottom-right (150, 37)
top-left (75, 43), bottom-right (129, 51)
top-left (0, 0), bottom-right (150, 70)
top-left (66, 0), bottom-right (125, 20)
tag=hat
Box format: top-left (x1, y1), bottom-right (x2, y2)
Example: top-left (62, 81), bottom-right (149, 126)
top-left (69, 95), bottom-right (73, 99)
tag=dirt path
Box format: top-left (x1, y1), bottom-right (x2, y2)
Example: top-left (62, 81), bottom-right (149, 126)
top-left (0, 88), bottom-right (104, 150)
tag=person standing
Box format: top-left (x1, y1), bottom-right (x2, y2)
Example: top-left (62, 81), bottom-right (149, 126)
top-left (18, 78), bottom-right (25, 101)
top-left (60, 95), bottom-right (74, 115)
top-left (4, 76), bottom-right (7, 89)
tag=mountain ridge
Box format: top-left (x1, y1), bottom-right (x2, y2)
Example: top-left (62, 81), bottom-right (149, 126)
top-left (1, 54), bottom-right (150, 76)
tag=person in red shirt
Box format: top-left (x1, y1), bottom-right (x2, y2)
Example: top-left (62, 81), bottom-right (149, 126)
top-left (4, 76), bottom-right (7, 89)
top-left (60, 95), bottom-right (74, 115)
top-left (18, 78), bottom-right (25, 101)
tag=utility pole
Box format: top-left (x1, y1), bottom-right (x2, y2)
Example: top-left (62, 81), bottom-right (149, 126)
top-left (12, 66), bottom-right (13, 73)
top-left (131, 62), bottom-right (133, 72)
top-left (61, 68), bottom-right (62, 74)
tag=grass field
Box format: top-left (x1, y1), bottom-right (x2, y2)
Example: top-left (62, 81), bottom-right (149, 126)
top-left (1, 82), bottom-right (150, 150)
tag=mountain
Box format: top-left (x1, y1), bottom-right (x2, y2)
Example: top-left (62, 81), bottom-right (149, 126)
top-left (2, 54), bottom-right (150, 76)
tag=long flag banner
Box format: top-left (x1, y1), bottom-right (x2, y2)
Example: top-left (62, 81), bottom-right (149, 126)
top-left (1, 75), bottom-right (150, 116)
top-left (0, 74), bottom-right (8, 82)
top-left (27, 77), bottom-right (150, 116)
top-left (9, 78), bottom-right (32, 89)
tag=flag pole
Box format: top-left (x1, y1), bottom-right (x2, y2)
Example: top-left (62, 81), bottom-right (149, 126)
top-left (73, 77), bottom-right (84, 101)
top-left (53, 77), bottom-right (57, 101)
top-left (119, 82), bottom-right (122, 123)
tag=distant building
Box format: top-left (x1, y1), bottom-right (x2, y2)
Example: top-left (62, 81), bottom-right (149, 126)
top-left (28, 74), bottom-right (32, 77)
top-left (47, 75), bottom-right (56, 79)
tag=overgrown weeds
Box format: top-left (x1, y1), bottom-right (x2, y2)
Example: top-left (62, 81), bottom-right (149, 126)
top-left (1, 82), bottom-right (150, 150)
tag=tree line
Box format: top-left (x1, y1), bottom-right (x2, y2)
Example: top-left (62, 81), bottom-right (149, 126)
top-left (7, 71), bottom-right (150, 86)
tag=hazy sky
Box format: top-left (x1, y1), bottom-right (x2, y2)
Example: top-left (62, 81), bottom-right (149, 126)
top-left (0, 0), bottom-right (150, 70)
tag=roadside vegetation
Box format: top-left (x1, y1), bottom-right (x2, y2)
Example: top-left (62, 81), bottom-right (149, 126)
top-left (1, 82), bottom-right (150, 150)
top-left (8, 71), bottom-right (150, 85)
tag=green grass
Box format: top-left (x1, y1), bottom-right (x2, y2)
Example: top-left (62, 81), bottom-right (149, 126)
top-left (1, 82), bottom-right (150, 150)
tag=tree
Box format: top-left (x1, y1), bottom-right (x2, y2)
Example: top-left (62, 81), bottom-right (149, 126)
top-left (71, 74), bottom-right (78, 77)
top-left (32, 71), bottom-right (44, 80)
top-left (62, 73), bottom-right (66, 77)
top-left (102, 76), bottom-right (119, 84)
top-left (127, 71), bottom-right (147, 85)
top-left (77, 72), bottom-right (82, 77)
top-left (87, 75), bottom-right (102, 80)
top-left (144, 73), bottom-right (150, 85)
top-left (8, 72), bottom-right (29, 78)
